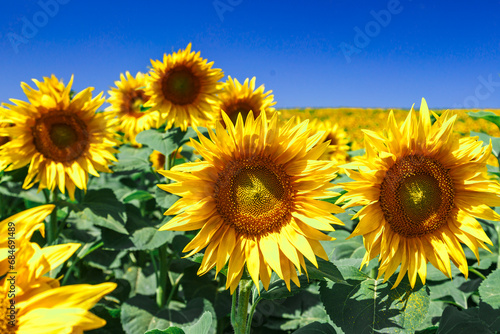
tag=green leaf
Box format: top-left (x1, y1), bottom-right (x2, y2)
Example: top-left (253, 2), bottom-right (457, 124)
top-left (121, 296), bottom-right (216, 334)
top-left (112, 145), bottom-right (153, 173)
top-left (437, 302), bottom-right (500, 334)
top-left (136, 127), bottom-right (205, 157)
top-left (479, 268), bottom-right (500, 308)
top-left (306, 258), bottom-right (347, 284)
top-left (429, 276), bottom-right (480, 309)
top-left (260, 276), bottom-right (310, 300)
top-left (155, 185), bottom-right (181, 210)
top-left (123, 190), bottom-right (154, 203)
top-left (292, 321), bottom-right (337, 334)
top-left (181, 311), bottom-right (212, 334)
top-left (320, 275), bottom-right (430, 334)
top-left (102, 204), bottom-right (177, 250)
top-left (73, 188), bottom-right (128, 234)
top-left (468, 111), bottom-right (500, 131)
top-left (145, 328), bottom-right (185, 334)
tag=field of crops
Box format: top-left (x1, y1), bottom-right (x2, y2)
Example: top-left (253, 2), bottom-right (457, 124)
top-left (1, 44), bottom-right (500, 334)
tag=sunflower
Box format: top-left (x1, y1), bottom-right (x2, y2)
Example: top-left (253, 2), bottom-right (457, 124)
top-left (215, 76), bottom-right (276, 128)
top-left (157, 112), bottom-right (344, 293)
top-left (309, 118), bottom-right (350, 165)
top-left (150, 150), bottom-right (166, 170)
top-left (0, 75), bottom-right (119, 199)
top-left (106, 71), bottom-right (158, 145)
top-left (0, 205), bottom-right (55, 276)
top-left (145, 43), bottom-right (224, 131)
top-left (0, 240), bottom-right (116, 333)
top-left (338, 99), bottom-right (500, 288)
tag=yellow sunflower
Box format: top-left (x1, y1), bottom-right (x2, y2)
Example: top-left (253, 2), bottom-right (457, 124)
top-left (309, 118), bottom-right (350, 165)
top-left (0, 240), bottom-right (116, 333)
top-left (157, 112), bottom-right (344, 293)
top-left (145, 43), bottom-right (224, 131)
top-left (0, 75), bottom-right (119, 199)
top-left (338, 99), bottom-right (499, 288)
top-left (215, 76), bottom-right (276, 127)
top-left (106, 71), bottom-right (159, 145)
top-left (0, 205), bottom-right (55, 276)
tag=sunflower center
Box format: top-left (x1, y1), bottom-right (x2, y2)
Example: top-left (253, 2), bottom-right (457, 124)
top-left (161, 66), bottom-right (201, 105)
top-left (226, 101), bottom-right (258, 124)
top-left (214, 156), bottom-right (294, 237)
top-left (32, 111), bottom-right (89, 162)
top-left (379, 155), bottom-right (455, 238)
top-left (127, 90), bottom-right (150, 116)
top-left (326, 134), bottom-right (338, 146)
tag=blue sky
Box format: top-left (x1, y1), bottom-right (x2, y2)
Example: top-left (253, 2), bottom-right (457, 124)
top-left (1, 0), bottom-right (499, 109)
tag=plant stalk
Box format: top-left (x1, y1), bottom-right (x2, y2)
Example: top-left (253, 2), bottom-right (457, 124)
top-left (232, 279), bottom-right (253, 334)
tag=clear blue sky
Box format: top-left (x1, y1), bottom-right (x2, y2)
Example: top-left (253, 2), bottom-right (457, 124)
top-left (1, 0), bottom-right (499, 109)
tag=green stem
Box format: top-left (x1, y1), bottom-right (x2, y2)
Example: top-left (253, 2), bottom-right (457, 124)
top-left (468, 267), bottom-right (486, 280)
top-left (61, 241), bottom-right (103, 285)
top-left (165, 272), bottom-right (184, 308)
top-left (246, 295), bottom-right (261, 334)
top-left (156, 244), bottom-right (170, 308)
top-left (47, 190), bottom-right (59, 245)
top-left (232, 279), bottom-right (253, 334)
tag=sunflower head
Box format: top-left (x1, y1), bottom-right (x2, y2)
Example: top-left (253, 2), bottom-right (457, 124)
top-left (145, 43), bottom-right (224, 131)
top-left (106, 71), bottom-right (158, 145)
top-left (0, 75), bottom-right (119, 199)
top-left (309, 118), bottom-right (350, 166)
top-left (215, 76), bottom-right (276, 128)
top-left (157, 111), bottom-right (344, 293)
top-left (339, 98), bottom-right (500, 288)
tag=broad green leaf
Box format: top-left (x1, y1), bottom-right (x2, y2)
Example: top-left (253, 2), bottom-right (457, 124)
top-left (306, 258), bottom-right (347, 284)
top-left (292, 321), bottom-right (337, 334)
top-left (121, 296), bottom-right (216, 334)
top-left (121, 265), bottom-right (157, 296)
top-left (102, 205), bottom-right (176, 250)
top-left (479, 268), bottom-right (500, 308)
top-left (123, 190), bottom-right (155, 203)
top-left (181, 311), bottom-right (212, 334)
top-left (136, 127), bottom-right (206, 157)
top-left (145, 328), bottom-right (185, 334)
top-left (260, 276), bottom-right (309, 300)
top-left (429, 276), bottom-right (480, 309)
top-left (73, 188), bottom-right (128, 234)
top-left (320, 275), bottom-right (430, 334)
top-left (155, 185), bottom-right (181, 210)
top-left (468, 111), bottom-right (500, 131)
top-left (437, 302), bottom-right (500, 333)
top-left (112, 145), bottom-right (153, 173)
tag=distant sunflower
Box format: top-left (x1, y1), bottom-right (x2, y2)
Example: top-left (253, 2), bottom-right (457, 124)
top-left (0, 240), bottom-right (116, 333)
top-left (216, 76), bottom-right (276, 127)
top-left (158, 112), bottom-right (344, 293)
top-left (145, 43), bottom-right (224, 131)
top-left (0, 75), bottom-right (119, 199)
top-left (106, 71), bottom-right (158, 145)
top-left (150, 150), bottom-right (166, 170)
top-left (309, 119), bottom-right (350, 165)
top-left (339, 99), bottom-right (500, 288)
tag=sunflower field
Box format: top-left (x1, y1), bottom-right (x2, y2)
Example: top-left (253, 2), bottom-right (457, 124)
top-left (1, 44), bottom-right (500, 334)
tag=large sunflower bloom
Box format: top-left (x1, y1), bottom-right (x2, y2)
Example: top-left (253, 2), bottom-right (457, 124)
top-left (157, 112), bottom-right (344, 293)
top-left (145, 43), bottom-right (224, 131)
top-left (0, 240), bottom-right (116, 333)
top-left (106, 71), bottom-right (158, 145)
top-left (339, 99), bottom-right (499, 288)
top-left (0, 75), bottom-right (119, 199)
top-left (215, 76), bottom-right (276, 127)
